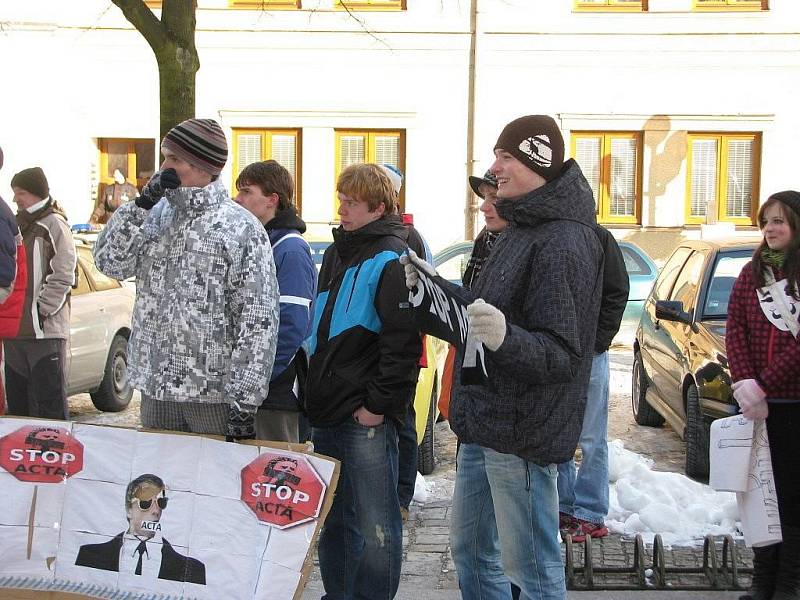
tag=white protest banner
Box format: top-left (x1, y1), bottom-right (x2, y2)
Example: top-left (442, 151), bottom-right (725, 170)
top-left (0, 417), bottom-right (339, 600)
top-left (736, 419), bottom-right (782, 547)
top-left (709, 415), bottom-right (753, 492)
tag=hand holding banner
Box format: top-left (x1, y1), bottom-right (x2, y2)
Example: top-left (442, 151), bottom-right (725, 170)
top-left (405, 251), bottom-right (488, 384)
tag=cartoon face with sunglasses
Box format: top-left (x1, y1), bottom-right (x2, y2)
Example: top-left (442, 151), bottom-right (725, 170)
top-left (125, 474), bottom-right (169, 539)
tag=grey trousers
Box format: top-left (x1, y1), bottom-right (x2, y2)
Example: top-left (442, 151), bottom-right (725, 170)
top-left (256, 409), bottom-right (300, 443)
top-left (140, 394), bottom-right (228, 436)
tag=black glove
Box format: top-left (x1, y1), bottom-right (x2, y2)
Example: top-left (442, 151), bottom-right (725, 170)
top-left (135, 168), bottom-right (180, 210)
top-left (226, 401), bottom-right (256, 442)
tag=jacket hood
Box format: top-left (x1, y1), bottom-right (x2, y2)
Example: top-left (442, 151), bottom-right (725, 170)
top-left (266, 206), bottom-right (307, 234)
top-left (495, 159), bottom-right (596, 230)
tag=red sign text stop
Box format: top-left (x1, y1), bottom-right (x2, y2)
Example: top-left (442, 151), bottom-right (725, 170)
top-left (241, 451), bottom-right (326, 529)
top-left (0, 424), bottom-right (84, 483)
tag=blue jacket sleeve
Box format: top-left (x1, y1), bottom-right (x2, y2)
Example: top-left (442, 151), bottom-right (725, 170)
top-left (272, 240), bottom-right (318, 380)
top-left (0, 199), bottom-right (18, 292)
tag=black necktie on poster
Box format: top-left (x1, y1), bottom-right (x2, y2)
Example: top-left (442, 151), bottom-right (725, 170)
top-left (134, 540), bottom-right (148, 575)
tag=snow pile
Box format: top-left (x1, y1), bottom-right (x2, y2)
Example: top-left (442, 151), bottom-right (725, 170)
top-left (607, 439), bottom-right (741, 546)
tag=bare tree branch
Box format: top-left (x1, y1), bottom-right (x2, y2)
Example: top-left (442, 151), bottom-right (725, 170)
top-left (111, 0), bottom-right (165, 53)
top-left (338, 2), bottom-right (391, 50)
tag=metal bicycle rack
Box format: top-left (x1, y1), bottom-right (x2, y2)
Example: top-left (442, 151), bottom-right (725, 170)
top-left (564, 533), bottom-right (751, 591)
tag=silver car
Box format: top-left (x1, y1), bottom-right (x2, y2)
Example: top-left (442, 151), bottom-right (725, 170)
top-left (68, 237), bottom-right (135, 411)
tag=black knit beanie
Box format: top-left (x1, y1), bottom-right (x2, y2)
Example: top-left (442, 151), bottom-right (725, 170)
top-left (11, 167), bottom-right (49, 200)
top-left (768, 190), bottom-right (800, 221)
top-left (494, 115), bottom-right (565, 182)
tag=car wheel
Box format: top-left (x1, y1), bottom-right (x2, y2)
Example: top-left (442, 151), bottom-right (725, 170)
top-left (90, 334), bottom-right (133, 412)
top-left (685, 383), bottom-right (710, 482)
top-left (417, 384), bottom-right (436, 476)
top-left (631, 350), bottom-right (665, 427)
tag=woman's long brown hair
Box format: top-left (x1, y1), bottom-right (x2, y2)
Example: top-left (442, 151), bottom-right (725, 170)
top-left (752, 191), bottom-right (800, 299)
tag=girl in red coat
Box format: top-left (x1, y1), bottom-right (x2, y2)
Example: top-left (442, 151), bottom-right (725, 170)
top-left (727, 190), bottom-right (800, 600)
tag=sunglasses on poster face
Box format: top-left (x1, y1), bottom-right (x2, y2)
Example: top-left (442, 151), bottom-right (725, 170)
top-left (132, 496), bottom-right (168, 510)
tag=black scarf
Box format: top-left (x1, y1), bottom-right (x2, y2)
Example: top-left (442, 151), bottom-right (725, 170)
top-left (463, 229), bottom-right (499, 289)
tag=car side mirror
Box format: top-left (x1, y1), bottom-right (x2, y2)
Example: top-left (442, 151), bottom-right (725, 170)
top-left (655, 300), bottom-right (693, 325)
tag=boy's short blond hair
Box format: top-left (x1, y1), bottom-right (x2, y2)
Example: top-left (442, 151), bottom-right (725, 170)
top-left (336, 163), bottom-right (395, 214)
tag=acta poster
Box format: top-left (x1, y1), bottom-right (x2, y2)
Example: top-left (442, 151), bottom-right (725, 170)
top-left (0, 417), bottom-right (339, 600)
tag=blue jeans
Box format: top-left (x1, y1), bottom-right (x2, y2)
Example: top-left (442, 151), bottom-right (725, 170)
top-left (557, 351), bottom-right (610, 524)
top-left (397, 402), bottom-right (418, 509)
top-left (450, 443), bottom-right (566, 600)
top-left (312, 418), bottom-right (402, 600)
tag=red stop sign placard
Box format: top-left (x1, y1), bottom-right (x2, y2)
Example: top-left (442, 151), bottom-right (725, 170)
top-left (0, 424), bottom-right (84, 483)
top-left (241, 451), bottom-right (326, 529)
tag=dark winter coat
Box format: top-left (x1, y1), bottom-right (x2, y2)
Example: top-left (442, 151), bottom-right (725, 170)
top-left (594, 226), bottom-right (629, 353)
top-left (305, 216), bottom-right (422, 427)
top-left (449, 159), bottom-right (604, 466)
top-left (0, 196), bottom-right (16, 293)
top-left (260, 208), bottom-right (317, 412)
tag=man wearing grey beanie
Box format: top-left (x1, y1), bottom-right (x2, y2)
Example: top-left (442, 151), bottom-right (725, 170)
top-left (94, 118), bottom-right (279, 442)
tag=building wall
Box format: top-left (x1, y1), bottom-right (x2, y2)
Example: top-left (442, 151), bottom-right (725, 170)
top-left (1, 0), bottom-right (796, 259)
top-left (474, 0), bottom-right (798, 260)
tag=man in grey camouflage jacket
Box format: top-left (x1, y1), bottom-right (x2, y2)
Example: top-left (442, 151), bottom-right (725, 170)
top-left (94, 118), bottom-right (279, 441)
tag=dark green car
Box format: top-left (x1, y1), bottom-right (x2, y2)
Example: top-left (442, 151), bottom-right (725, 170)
top-left (632, 238), bottom-right (758, 481)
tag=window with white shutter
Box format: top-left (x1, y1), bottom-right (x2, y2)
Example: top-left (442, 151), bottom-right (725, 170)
top-left (229, 1), bottom-right (300, 8)
top-left (571, 132), bottom-right (641, 224)
top-left (335, 0), bottom-right (405, 9)
top-left (574, 0), bottom-right (647, 11)
top-left (693, 0), bottom-right (767, 11)
top-left (686, 133), bottom-right (760, 225)
top-left (334, 130), bottom-right (405, 216)
top-left (231, 128), bottom-right (302, 211)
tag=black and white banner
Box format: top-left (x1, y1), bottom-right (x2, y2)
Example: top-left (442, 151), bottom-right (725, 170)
top-left (406, 253), bottom-right (488, 384)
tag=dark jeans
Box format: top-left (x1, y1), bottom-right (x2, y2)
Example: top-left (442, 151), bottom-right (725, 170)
top-left (313, 418), bottom-right (402, 600)
top-left (4, 338), bottom-right (68, 420)
top-left (397, 401), bottom-right (418, 509)
top-left (767, 401), bottom-right (800, 528)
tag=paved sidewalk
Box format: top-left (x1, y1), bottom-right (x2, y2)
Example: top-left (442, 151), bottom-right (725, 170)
top-left (300, 424), bottom-right (752, 599)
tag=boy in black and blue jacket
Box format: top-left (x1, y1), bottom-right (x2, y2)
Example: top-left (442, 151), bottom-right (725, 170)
top-left (306, 163), bottom-right (421, 600)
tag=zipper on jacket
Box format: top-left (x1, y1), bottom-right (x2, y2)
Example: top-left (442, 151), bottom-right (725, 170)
top-left (345, 263), bottom-right (363, 312)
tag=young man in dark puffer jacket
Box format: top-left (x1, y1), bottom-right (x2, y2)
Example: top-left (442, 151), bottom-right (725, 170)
top-left (404, 116), bottom-right (604, 600)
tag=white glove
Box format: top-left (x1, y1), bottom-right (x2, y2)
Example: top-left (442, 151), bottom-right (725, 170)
top-left (399, 249), bottom-right (435, 290)
top-left (467, 299), bottom-right (506, 352)
top-left (732, 379), bottom-right (768, 420)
